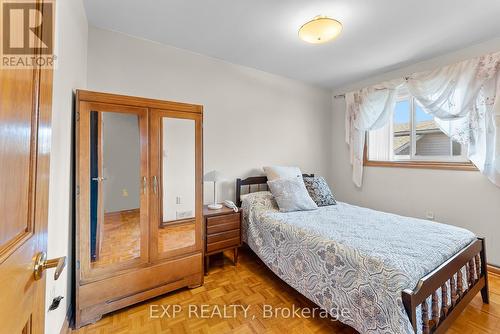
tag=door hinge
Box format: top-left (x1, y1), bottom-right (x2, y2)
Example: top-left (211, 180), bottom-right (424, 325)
top-left (76, 260), bottom-right (80, 269)
top-left (76, 111), bottom-right (80, 122)
top-left (76, 185), bottom-right (80, 196)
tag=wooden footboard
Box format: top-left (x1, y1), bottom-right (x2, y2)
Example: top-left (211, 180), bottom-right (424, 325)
top-left (402, 238), bottom-right (489, 334)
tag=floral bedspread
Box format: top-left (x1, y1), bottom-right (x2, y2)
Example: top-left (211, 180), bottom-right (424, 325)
top-left (241, 192), bottom-right (476, 334)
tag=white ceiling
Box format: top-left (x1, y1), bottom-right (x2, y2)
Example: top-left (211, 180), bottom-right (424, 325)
top-left (83, 0), bottom-right (500, 89)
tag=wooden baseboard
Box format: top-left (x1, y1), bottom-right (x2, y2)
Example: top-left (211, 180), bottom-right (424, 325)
top-left (488, 264), bottom-right (500, 276)
top-left (104, 208), bottom-right (140, 219)
top-left (60, 305), bottom-right (73, 334)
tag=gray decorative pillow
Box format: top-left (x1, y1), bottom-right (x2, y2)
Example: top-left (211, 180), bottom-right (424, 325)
top-left (303, 176), bottom-right (336, 206)
top-left (267, 176), bottom-right (318, 212)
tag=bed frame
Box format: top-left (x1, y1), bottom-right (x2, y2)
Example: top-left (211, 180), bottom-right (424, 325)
top-left (236, 175), bottom-right (489, 334)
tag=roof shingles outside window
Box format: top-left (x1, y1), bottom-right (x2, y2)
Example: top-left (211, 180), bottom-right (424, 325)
top-left (393, 120), bottom-right (448, 156)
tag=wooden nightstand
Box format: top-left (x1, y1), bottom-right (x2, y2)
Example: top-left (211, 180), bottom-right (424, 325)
top-left (203, 205), bottom-right (241, 274)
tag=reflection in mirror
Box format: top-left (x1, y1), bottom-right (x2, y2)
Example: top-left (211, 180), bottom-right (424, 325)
top-left (90, 111), bottom-right (141, 266)
top-left (158, 117), bottom-right (196, 253)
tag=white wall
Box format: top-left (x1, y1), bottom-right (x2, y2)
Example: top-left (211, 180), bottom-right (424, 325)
top-left (45, 0), bottom-right (88, 333)
top-left (331, 38), bottom-right (500, 266)
top-left (86, 27), bottom-right (333, 202)
top-left (102, 112), bottom-right (141, 213)
top-left (162, 118), bottom-right (196, 221)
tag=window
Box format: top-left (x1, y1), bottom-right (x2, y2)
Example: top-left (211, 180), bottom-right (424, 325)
top-left (366, 96), bottom-right (475, 170)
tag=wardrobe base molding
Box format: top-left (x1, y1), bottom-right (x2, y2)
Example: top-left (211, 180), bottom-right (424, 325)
top-left (75, 253), bottom-right (203, 328)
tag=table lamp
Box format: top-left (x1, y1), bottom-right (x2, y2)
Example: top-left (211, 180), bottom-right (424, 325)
top-left (204, 170), bottom-right (223, 210)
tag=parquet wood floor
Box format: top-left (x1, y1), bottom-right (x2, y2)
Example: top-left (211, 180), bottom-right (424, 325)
top-left (74, 248), bottom-right (500, 334)
top-left (158, 224), bottom-right (196, 254)
top-left (92, 210), bottom-right (195, 267)
top-left (92, 210), bottom-right (141, 267)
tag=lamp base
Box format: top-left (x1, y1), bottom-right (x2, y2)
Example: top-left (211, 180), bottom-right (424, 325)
top-left (208, 203), bottom-right (223, 210)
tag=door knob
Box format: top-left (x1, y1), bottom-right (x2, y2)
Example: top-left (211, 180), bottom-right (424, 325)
top-left (91, 176), bottom-right (107, 182)
top-left (33, 252), bottom-right (66, 281)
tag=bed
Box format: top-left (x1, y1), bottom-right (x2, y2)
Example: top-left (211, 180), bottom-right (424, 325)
top-left (236, 175), bottom-right (489, 334)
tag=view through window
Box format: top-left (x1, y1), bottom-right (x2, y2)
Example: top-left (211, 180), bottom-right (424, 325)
top-left (368, 97), bottom-right (467, 163)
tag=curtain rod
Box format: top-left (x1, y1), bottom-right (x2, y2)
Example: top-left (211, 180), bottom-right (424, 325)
top-left (334, 86), bottom-right (391, 99)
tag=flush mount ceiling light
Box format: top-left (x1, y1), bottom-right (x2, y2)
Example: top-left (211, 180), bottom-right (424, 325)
top-left (298, 16), bottom-right (342, 44)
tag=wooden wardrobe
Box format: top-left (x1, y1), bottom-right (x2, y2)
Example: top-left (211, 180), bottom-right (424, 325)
top-left (75, 90), bottom-right (204, 327)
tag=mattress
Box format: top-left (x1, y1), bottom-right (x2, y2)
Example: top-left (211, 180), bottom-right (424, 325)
top-left (241, 191), bottom-right (476, 334)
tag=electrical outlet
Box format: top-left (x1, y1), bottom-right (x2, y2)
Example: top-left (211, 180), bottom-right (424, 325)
top-left (122, 189), bottom-right (128, 197)
top-left (426, 212), bottom-right (435, 220)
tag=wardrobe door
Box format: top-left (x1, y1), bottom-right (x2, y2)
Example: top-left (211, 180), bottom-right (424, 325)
top-left (77, 102), bottom-right (149, 282)
top-left (150, 109), bottom-right (203, 261)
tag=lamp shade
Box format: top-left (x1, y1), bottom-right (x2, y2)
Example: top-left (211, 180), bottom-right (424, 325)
top-left (298, 16), bottom-right (342, 44)
top-left (204, 170), bottom-right (223, 182)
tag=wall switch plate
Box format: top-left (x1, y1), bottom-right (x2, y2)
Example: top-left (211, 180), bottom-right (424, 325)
top-left (122, 189), bottom-right (129, 197)
top-left (176, 196), bottom-right (182, 204)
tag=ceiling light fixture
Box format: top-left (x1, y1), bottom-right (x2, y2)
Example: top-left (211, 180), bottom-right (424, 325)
top-left (298, 16), bottom-right (342, 44)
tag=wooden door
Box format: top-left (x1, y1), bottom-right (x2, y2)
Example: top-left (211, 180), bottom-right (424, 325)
top-left (0, 22), bottom-right (53, 334)
top-left (77, 102), bottom-right (150, 283)
top-left (150, 109), bottom-right (203, 261)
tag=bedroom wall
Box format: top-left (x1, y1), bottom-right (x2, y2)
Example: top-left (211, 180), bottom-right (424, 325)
top-left (162, 118), bottom-right (196, 222)
top-left (330, 37), bottom-right (500, 267)
top-left (86, 27), bottom-right (333, 202)
top-left (45, 0), bottom-right (88, 333)
top-left (102, 112), bottom-right (141, 213)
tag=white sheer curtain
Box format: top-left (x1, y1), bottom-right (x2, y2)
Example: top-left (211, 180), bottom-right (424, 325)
top-left (345, 80), bottom-right (402, 186)
top-left (345, 51), bottom-right (500, 187)
top-left (368, 122), bottom-right (392, 161)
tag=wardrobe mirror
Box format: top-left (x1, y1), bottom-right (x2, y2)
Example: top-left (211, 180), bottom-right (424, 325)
top-left (89, 111), bottom-right (142, 267)
top-left (158, 117), bottom-right (196, 253)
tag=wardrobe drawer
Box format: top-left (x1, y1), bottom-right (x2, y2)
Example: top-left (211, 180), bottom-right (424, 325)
top-left (207, 229), bottom-right (240, 244)
top-left (206, 213), bottom-right (240, 227)
top-left (79, 253), bottom-right (202, 309)
top-left (207, 237), bottom-right (240, 253)
top-left (207, 221), bottom-right (240, 234)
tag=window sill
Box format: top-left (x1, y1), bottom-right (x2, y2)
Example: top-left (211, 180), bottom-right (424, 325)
top-left (364, 160), bottom-right (478, 171)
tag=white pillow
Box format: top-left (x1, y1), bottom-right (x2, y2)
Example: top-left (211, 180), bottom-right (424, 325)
top-left (263, 166), bottom-right (302, 181)
top-left (267, 176), bottom-right (318, 212)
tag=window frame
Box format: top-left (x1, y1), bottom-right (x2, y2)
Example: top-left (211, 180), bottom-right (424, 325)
top-left (364, 95), bottom-right (477, 171)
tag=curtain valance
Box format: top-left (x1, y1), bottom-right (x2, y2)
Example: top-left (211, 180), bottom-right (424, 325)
top-left (345, 51), bottom-right (500, 187)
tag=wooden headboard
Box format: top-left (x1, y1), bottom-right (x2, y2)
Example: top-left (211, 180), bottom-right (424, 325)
top-left (235, 174), bottom-right (314, 207)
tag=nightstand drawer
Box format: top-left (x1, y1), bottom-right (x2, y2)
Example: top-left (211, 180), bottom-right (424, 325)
top-left (207, 221), bottom-right (240, 234)
top-left (206, 213), bottom-right (240, 227)
top-left (203, 206), bottom-right (241, 274)
top-left (207, 229), bottom-right (240, 244)
top-left (207, 237), bottom-right (240, 253)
